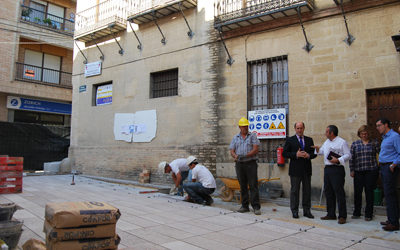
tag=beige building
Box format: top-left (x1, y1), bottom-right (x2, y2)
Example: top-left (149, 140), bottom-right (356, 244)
top-left (0, 0), bottom-right (76, 136)
top-left (70, 0), bottom-right (400, 199)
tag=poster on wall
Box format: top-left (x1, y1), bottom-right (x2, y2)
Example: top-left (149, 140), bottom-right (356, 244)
top-left (96, 84), bottom-right (112, 106)
top-left (85, 61), bottom-right (102, 77)
top-left (248, 108), bottom-right (286, 139)
top-left (113, 110), bottom-right (157, 143)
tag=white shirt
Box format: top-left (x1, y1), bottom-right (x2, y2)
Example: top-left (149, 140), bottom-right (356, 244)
top-left (191, 164), bottom-right (216, 188)
top-left (169, 158), bottom-right (189, 175)
top-left (317, 136), bottom-right (351, 166)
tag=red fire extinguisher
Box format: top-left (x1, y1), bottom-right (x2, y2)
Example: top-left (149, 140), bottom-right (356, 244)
top-left (277, 145), bottom-right (285, 167)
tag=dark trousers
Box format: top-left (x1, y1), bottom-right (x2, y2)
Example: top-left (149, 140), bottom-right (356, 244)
top-left (380, 163), bottom-right (399, 226)
top-left (235, 160), bottom-right (260, 210)
top-left (183, 182), bottom-right (214, 204)
top-left (353, 170), bottom-right (379, 218)
top-left (324, 165), bottom-right (347, 218)
top-left (290, 175), bottom-right (311, 213)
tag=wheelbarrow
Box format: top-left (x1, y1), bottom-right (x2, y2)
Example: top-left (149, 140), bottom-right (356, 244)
top-left (219, 177), bottom-right (280, 202)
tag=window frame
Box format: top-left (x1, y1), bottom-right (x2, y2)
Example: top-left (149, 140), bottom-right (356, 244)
top-left (247, 55), bottom-right (289, 163)
top-left (150, 68), bottom-right (179, 99)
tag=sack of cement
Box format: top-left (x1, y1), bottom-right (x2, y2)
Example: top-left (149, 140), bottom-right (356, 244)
top-left (44, 220), bottom-right (116, 242)
top-left (22, 238), bottom-right (46, 250)
top-left (45, 202), bottom-right (121, 228)
top-left (46, 235), bottom-right (120, 250)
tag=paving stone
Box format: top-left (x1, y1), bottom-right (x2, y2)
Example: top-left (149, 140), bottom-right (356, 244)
top-left (162, 240), bottom-right (203, 250)
top-left (201, 231), bottom-right (259, 249)
top-left (183, 235), bottom-right (242, 250)
top-left (126, 228), bottom-right (176, 245)
top-left (362, 237), bottom-right (400, 249)
top-left (348, 243), bottom-right (397, 250)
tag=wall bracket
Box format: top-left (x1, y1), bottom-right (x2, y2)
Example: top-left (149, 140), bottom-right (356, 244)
top-left (74, 40), bottom-right (88, 64)
top-left (217, 27), bottom-right (234, 65)
top-left (128, 21), bottom-right (143, 50)
top-left (296, 7), bottom-right (314, 53)
top-left (178, 2), bottom-right (194, 38)
top-left (152, 11), bottom-right (166, 45)
top-left (109, 26), bottom-right (124, 55)
top-left (338, 0), bottom-right (355, 46)
top-left (90, 34), bottom-right (105, 61)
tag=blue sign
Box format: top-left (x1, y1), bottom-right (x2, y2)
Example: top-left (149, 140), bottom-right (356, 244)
top-left (249, 124), bottom-right (255, 130)
top-left (8, 97), bottom-right (71, 114)
top-left (263, 123), bottom-right (269, 129)
top-left (249, 116), bottom-right (255, 122)
top-left (256, 115), bottom-right (262, 122)
top-left (278, 113), bottom-right (285, 120)
top-left (79, 85), bottom-right (87, 93)
top-left (256, 123), bottom-right (262, 129)
top-left (263, 115), bottom-right (269, 121)
top-left (271, 114), bottom-right (277, 121)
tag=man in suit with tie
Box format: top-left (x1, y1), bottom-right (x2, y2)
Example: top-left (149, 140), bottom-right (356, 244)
top-left (283, 122), bottom-right (317, 219)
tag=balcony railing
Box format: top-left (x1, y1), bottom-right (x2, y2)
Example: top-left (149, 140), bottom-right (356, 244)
top-left (74, 0), bottom-right (129, 40)
top-left (15, 62), bottom-right (72, 88)
top-left (215, 0), bottom-right (315, 26)
top-left (20, 5), bottom-right (74, 35)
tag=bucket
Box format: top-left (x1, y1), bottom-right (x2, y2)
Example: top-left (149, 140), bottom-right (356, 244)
top-left (0, 203), bottom-right (17, 222)
top-left (0, 220), bottom-right (23, 250)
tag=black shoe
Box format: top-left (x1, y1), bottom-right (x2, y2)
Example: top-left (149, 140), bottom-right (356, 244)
top-left (204, 198), bottom-right (214, 206)
top-left (292, 211), bottom-right (299, 219)
top-left (237, 207), bottom-right (250, 213)
top-left (304, 211), bottom-right (314, 219)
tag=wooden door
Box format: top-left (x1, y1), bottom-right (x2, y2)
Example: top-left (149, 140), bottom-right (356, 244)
top-left (367, 87), bottom-right (400, 140)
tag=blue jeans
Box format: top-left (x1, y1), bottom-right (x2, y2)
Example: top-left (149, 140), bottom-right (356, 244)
top-left (183, 182), bottom-right (214, 204)
top-left (177, 170), bottom-right (189, 195)
top-left (381, 164), bottom-right (399, 226)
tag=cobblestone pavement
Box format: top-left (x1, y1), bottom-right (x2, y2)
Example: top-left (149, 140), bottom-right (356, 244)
top-left (1, 175), bottom-right (399, 249)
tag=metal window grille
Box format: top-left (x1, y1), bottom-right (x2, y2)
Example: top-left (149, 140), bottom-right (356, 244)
top-left (247, 56), bottom-right (289, 163)
top-left (150, 68), bottom-right (178, 98)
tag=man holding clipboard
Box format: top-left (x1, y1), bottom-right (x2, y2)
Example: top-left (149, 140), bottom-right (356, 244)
top-left (313, 125), bottom-right (351, 224)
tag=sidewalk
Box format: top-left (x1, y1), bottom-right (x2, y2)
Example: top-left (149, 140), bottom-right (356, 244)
top-left (1, 175), bottom-right (399, 249)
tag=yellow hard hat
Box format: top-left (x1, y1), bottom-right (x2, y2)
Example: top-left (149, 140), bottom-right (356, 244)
top-left (238, 117), bottom-right (249, 126)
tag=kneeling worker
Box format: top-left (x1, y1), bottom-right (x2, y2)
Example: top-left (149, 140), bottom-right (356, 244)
top-left (159, 158), bottom-right (190, 196)
top-left (183, 156), bottom-right (216, 205)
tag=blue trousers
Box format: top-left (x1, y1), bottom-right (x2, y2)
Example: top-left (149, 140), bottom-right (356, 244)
top-left (183, 182), bottom-right (214, 204)
top-left (381, 164), bottom-right (399, 226)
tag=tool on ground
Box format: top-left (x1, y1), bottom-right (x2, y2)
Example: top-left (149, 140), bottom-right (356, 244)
top-left (70, 170), bottom-right (76, 185)
top-left (313, 182), bottom-right (326, 209)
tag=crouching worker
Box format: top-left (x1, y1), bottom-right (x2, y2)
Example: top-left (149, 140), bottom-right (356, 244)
top-left (159, 158), bottom-right (190, 196)
top-left (183, 156), bottom-right (216, 205)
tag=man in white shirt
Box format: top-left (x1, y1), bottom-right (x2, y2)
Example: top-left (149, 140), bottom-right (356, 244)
top-left (183, 156), bottom-right (216, 205)
top-left (159, 158), bottom-right (190, 196)
top-left (313, 125), bottom-right (351, 224)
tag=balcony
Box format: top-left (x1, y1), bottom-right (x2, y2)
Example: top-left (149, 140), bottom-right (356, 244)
top-left (74, 0), bottom-right (129, 43)
top-left (20, 5), bottom-right (74, 36)
top-left (214, 0), bottom-right (315, 31)
top-left (127, 0), bottom-right (197, 25)
top-left (15, 62), bottom-right (72, 88)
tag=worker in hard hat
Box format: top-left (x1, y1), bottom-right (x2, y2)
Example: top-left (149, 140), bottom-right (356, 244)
top-left (183, 156), bottom-right (216, 205)
top-left (158, 158), bottom-right (190, 196)
top-left (229, 117), bottom-right (261, 215)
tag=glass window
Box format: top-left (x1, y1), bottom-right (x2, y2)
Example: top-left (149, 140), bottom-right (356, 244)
top-left (248, 56), bottom-right (288, 163)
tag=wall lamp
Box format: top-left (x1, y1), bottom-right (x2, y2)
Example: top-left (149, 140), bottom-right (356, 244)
top-left (392, 33), bottom-right (400, 52)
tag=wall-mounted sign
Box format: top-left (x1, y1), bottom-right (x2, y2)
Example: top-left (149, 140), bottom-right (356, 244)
top-left (84, 61), bottom-right (102, 77)
top-left (96, 84), bottom-right (112, 106)
top-left (7, 96), bottom-right (71, 115)
top-left (79, 85), bottom-right (86, 93)
top-left (248, 108), bottom-right (286, 139)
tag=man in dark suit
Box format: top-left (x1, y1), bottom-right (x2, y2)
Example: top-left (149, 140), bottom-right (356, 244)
top-left (283, 122), bottom-right (317, 219)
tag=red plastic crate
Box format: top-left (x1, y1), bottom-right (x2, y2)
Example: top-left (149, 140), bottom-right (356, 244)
top-left (0, 157), bottom-right (23, 194)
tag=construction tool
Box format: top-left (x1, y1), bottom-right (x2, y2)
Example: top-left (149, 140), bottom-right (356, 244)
top-left (313, 182), bottom-right (326, 209)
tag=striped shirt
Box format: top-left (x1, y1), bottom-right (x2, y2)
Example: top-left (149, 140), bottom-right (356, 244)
top-left (229, 132), bottom-right (260, 161)
top-left (349, 139), bottom-right (379, 172)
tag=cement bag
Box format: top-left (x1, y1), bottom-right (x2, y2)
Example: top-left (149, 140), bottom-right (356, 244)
top-left (46, 235), bottom-right (120, 250)
top-left (45, 202), bottom-right (121, 228)
top-left (44, 220), bottom-right (116, 242)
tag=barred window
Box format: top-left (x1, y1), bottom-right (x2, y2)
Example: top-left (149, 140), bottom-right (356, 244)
top-left (247, 56), bottom-right (288, 163)
top-left (150, 68), bottom-right (178, 98)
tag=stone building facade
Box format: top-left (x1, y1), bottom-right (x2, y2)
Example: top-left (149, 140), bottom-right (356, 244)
top-left (70, 0), bottom-right (400, 199)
